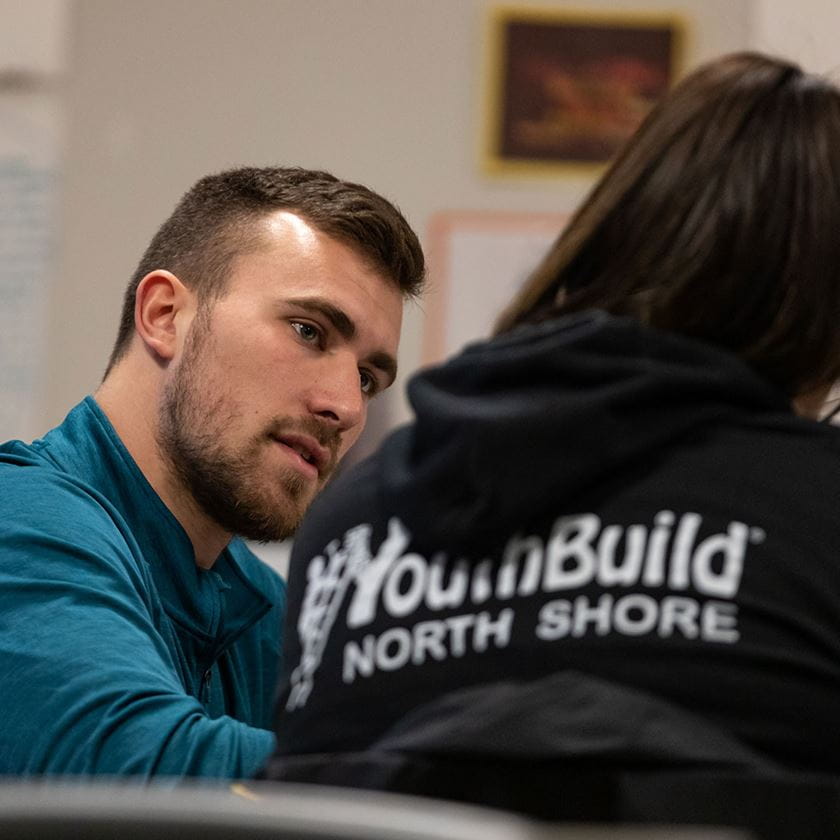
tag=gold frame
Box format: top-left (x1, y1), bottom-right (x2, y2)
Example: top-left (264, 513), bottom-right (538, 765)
top-left (481, 6), bottom-right (686, 178)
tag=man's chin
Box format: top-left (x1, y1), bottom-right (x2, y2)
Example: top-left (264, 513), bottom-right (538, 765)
top-left (235, 495), bottom-right (312, 543)
top-left (209, 471), bottom-right (321, 543)
top-left (233, 516), bottom-right (299, 544)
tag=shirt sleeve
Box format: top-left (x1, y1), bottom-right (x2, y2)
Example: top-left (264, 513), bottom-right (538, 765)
top-left (0, 467), bottom-right (275, 779)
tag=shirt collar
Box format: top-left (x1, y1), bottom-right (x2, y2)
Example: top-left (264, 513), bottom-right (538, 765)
top-left (46, 397), bottom-right (274, 643)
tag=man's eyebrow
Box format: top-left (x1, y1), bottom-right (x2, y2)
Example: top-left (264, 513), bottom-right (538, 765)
top-left (288, 297), bottom-right (355, 339)
top-left (286, 296), bottom-right (398, 386)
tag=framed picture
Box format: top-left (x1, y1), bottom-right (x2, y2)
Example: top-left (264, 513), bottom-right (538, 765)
top-left (483, 7), bottom-right (684, 175)
top-left (422, 211), bottom-right (568, 365)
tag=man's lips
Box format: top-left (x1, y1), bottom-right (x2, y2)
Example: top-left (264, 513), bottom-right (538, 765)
top-left (271, 433), bottom-right (331, 476)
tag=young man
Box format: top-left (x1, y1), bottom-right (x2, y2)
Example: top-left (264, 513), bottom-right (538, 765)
top-left (0, 167), bottom-right (424, 778)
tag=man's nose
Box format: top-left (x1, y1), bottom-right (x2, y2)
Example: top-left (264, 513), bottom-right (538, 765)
top-left (306, 356), bottom-right (365, 436)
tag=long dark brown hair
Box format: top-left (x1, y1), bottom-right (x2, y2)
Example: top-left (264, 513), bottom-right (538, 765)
top-left (495, 52), bottom-right (840, 398)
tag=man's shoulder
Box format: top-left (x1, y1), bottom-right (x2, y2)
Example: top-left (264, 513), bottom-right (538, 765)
top-left (0, 437), bottom-right (46, 467)
top-left (0, 447), bottom-right (142, 568)
top-left (1, 444), bottom-right (107, 508)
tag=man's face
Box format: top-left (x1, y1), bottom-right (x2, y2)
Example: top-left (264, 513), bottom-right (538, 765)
top-left (157, 210), bottom-right (403, 542)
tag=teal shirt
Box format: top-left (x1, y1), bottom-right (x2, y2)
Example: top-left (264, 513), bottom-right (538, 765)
top-left (0, 397), bottom-right (286, 778)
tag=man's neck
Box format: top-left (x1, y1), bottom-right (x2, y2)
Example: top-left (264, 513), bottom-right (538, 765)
top-left (94, 361), bottom-right (231, 569)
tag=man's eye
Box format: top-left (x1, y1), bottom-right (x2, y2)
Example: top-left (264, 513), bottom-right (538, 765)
top-left (360, 369), bottom-right (376, 395)
top-left (291, 321), bottom-right (321, 344)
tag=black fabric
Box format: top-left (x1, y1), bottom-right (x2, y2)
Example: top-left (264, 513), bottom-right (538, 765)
top-left (270, 312), bottom-right (840, 779)
top-left (262, 751), bottom-right (840, 840)
top-left (372, 672), bottom-right (776, 768)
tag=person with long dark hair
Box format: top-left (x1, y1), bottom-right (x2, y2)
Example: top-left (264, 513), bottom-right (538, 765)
top-left (266, 53), bottom-right (840, 822)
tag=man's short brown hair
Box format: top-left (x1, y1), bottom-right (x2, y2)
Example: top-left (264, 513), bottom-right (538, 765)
top-left (106, 166), bottom-right (425, 375)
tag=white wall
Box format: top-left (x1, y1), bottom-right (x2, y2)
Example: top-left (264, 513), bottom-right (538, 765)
top-left (751, 0), bottom-right (840, 76)
top-left (49, 0), bottom-right (753, 438)
top-left (0, 0), bottom-right (67, 74)
top-left (3, 0), bottom-right (838, 438)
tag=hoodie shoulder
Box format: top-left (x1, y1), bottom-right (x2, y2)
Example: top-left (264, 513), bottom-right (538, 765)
top-left (291, 453), bottom-right (387, 567)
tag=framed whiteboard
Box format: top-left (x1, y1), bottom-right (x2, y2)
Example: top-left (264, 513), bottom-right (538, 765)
top-left (422, 211), bottom-right (568, 365)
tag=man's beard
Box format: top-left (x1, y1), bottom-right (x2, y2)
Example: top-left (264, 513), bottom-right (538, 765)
top-left (157, 318), bottom-right (339, 543)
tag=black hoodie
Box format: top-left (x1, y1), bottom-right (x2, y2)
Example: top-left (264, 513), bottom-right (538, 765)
top-left (272, 311), bottom-right (840, 774)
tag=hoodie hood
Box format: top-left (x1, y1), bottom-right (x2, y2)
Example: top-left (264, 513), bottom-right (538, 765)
top-left (377, 311), bottom-right (790, 552)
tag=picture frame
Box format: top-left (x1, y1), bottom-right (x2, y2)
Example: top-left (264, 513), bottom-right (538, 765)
top-left (482, 6), bottom-right (685, 176)
top-left (422, 211), bottom-right (568, 366)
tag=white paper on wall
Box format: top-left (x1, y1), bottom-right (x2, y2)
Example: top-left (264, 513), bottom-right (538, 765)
top-left (0, 86), bottom-right (60, 441)
top-left (423, 212), bottom-right (567, 365)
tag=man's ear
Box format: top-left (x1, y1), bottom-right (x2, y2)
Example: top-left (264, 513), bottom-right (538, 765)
top-left (134, 270), bottom-right (194, 362)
